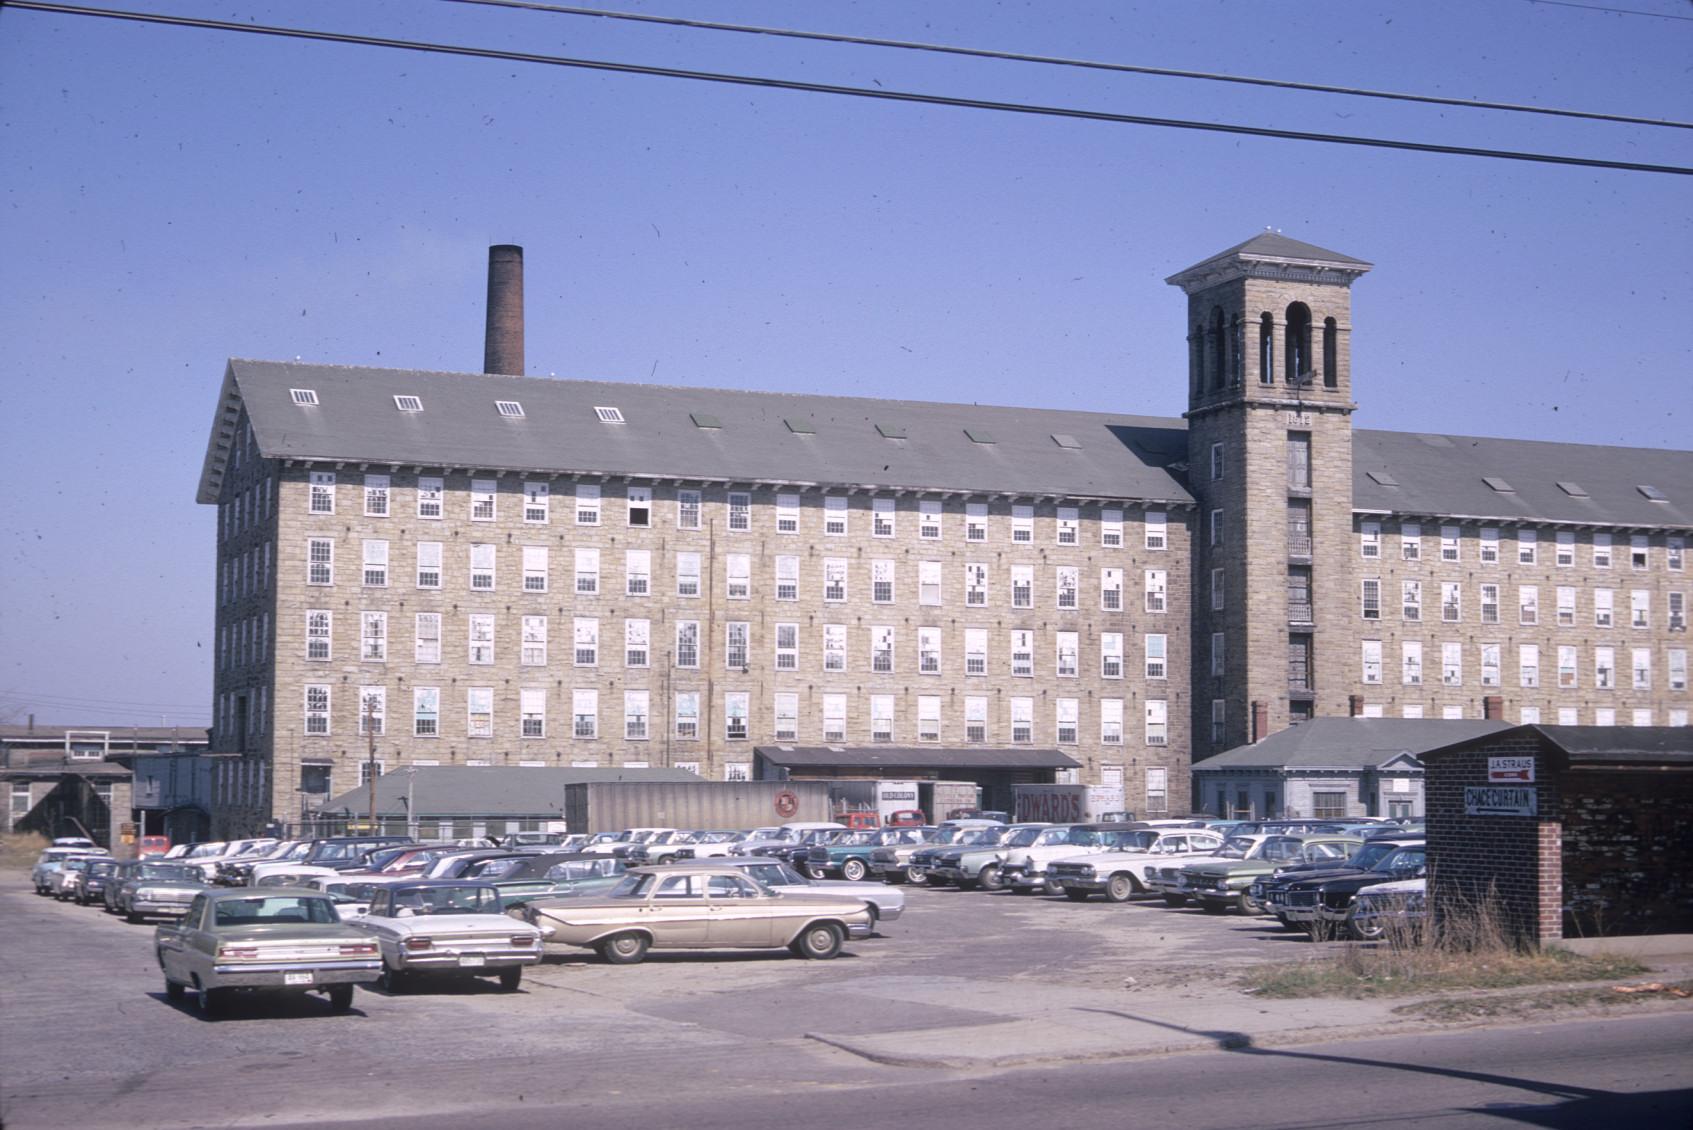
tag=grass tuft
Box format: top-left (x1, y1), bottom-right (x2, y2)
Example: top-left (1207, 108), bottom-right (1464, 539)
top-left (0, 831), bottom-right (51, 872)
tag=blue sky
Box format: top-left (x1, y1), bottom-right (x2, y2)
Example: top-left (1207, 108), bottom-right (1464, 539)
top-left (1, 0), bottom-right (1688, 726)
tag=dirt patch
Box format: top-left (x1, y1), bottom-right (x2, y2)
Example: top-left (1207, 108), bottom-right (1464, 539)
top-left (0, 832), bottom-right (50, 872)
top-left (1240, 947), bottom-right (1646, 999)
top-left (1394, 979), bottom-right (1693, 1022)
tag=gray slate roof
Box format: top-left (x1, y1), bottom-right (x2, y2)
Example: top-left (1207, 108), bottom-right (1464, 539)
top-left (1420, 724), bottom-right (1693, 767)
top-left (1193, 717), bottom-right (1512, 772)
top-left (754, 745), bottom-right (1081, 770)
top-left (1171, 232), bottom-right (1373, 276)
top-left (321, 765), bottom-right (700, 818)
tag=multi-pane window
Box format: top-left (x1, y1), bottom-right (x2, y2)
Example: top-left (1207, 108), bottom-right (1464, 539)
top-left (415, 612), bottom-right (440, 664)
top-left (675, 620), bottom-right (699, 669)
top-left (1211, 567), bottom-right (1225, 612)
top-left (1056, 632), bottom-right (1079, 678)
top-left (522, 481), bottom-right (549, 524)
top-left (871, 559), bottom-right (895, 603)
top-left (364, 473), bottom-right (389, 517)
top-left (624, 690), bottom-right (650, 740)
top-left (1055, 699), bottom-right (1079, 744)
top-left (1441, 582), bottom-right (1461, 623)
top-left (920, 559), bottom-right (948, 606)
top-left (1593, 532), bottom-right (1612, 568)
top-left (522, 615), bottom-right (548, 666)
top-left (1440, 526), bottom-right (1461, 562)
top-left (964, 628), bottom-right (987, 676)
top-left (872, 496), bottom-right (896, 538)
top-left (1361, 578), bottom-right (1380, 620)
top-left (1520, 644), bottom-right (1540, 688)
top-left (1100, 568), bottom-right (1123, 611)
top-left (918, 626), bottom-right (941, 674)
top-left (470, 479), bottom-right (497, 521)
top-left (773, 693), bottom-right (799, 741)
top-left (725, 554), bottom-right (751, 600)
top-left (1402, 581), bottom-right (1422, 622)
top-left (917, 696), bottom-right (942, 742)
top-left (823, 624), bottom-right (847, 671)
top-left (1210, 631), bottom-right (1225, 678)
top-left (361, 611), bottom-right (387, 661)
top-left (624, 550), bottom-right (650, 597)
top-left (468, 614), bottom-right (495, 664)
top-left (675, 692), bottom-right (700, 739)
top-left (1401, 522), bottom-right (1421, 560)
top-left (1519, 585), bottom-right (1539, 626)
top-left (309, 471), bottom-right (335, 514)
top-left (1402, 641), bottom-right (1423, 685)
top-left (1668, 648), bottom-right (1687, 691)
top-left (1209, 509), bottom-right (1224, 547)
top-left (823, 558), bottom-right (847, 603)
top-left (1442, 642), bottom-right (1463, 686)
top-left (1101, 632), bottom-right (1123, 678)
top-left (1010, 630), bottom-right (1034, 677)
top-left (623, 618), bottom-right (649, 668)
top-left (774, 622), bottom-right (798, 670)
top-left (572, 690), bottom-right (598, 738)
top-left (1480, 583), bottom-right (1500, 625)
top-left (467, 687), bottom-right (493, 738)
top-left (573, 618), bottom-right (598, 667)
top-left (575, 483), bottom-right (601, 525)
top-left (919, 500), bottom-right (942, 540)
top-left (307, 609), bottom-right (332, 661)
top-left (1360, 521), bottom-right (1380, 559)
top-left (1630, 535), bottom-right (1649, 570)
top-left (676, 552), bottom-right (701, 598)
top-left (304, 684), bottom-right (330, 734)
top-left (1479, 527), bottom-right (1499, 564)
top-left (1557, 586), bottom-right (1576, 626)
top-left (1100, 699), bottom-right (1123, 745)
top-left (775, 492), bottom-right (800, 534)
top-left (824, 495), bottom-right (848, 536)
top-left (869, 696), bottom-right (893, 743)
top-left (1670, 537), bottom-right (1685, 572)
top-left (1210, 443), bottom-right (1225, 481)
top-left (1558, 645), bottom-right (1578, 688)
top-left (1630, 589), bottom-right (1650, 628)
top-left (1361, 640), bottom-right (1382, 684)
top-left (1671, 590), bottom-right (1687, 630)
top-left (775, 556), bottom-right (799, 601)
top-left (308, 538), bottom-right (334, 585)
top-left (1011, 504), bottom-right (1034, 543)
top-left (677, 489), bottom-right (701, 530)
top-left (725, 622), bottom-right (750, 671)
top-left (1144, 633), bottom-right (1167, 679)
top-left (965, 502), bottom-right (988, 542)
top-left (1145, 700), bottom-right (1169, 746)
top-left (1145, 569), bottom-right (1168, 613)
top-left (822, 694), bottom-right (846, 742)
top-left (1010, 564), bottom-right (1032, 608)
top-left (1518, 528), bottom-right (1537, 564)
top-left (469, 543), bottom-right (495, 591)
top-left (1481, 643), bottom-right (1501, 687)
top-left (1055, 566), bottom-right (1079, 609)
top-left (1548, 529), bottom-right (1574, 567)
top-left (870, 626), bottom-right (895, 673)
top-left (417, 476), bottom-right (443, 519)
top-left (965, 696), bottom-right (988, 743)
top-left (1144, 510), bottom-right (1167, 550)
top-left (413, 687), bottom-right (439, 736)
top-left (1595, 588), bottom-right (1614, 627)
top-left (1010, 697), bottom-right (1033, 744)
top-left (415, 542), bottom-right (442, 589)
top-left (1101, 508), bottom-right (1123, 548)
top-left (1596, 646), bottom-right (1615, 689)
top-left (624, 485), bottom-right (650, 528)
top-left (727, 492), bottom-right (751, 532)
top-left (575, 548), bottom-right (600, 595)
top-left (521, 688), bottom-right (546, 738)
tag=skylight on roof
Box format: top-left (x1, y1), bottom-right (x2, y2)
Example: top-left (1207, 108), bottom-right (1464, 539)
top-left (784, 418), bottom-right (815, 434)
top-left (1367, 470), bottom-right (1400, 487)
top-left (496, 400), bottom-right (525, 418)
top-left (1051, 433), bottom-right (1082, 449)
top-left (1557, 481), bottom-right (1589, 498)
top-left (394, 395), bottom-right (423, 412)
top-left (876, 423), bottom-right (907, 439)
top-left (595, 406), bottom-right (625, 423)
top-left (965, 429), bottom-right (996, 444)
top-left (690, 412), bottom-right (722, 430)
top-left (1638, 484), bottom-right (1668, 502)
top-left (1483, 476), bottom-right (1515, 493)
top-left (290, 388), bottom-right (319, 406)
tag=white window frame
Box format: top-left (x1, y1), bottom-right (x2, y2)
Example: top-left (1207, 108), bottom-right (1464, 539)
top-left (575, 483), bottom-right (601, 526)
top-left (470, 478), bottom-right (497, 522)
top-left (416, 476), bottom-right (443, 520)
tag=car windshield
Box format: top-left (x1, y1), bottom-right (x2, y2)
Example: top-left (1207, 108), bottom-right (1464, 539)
top-left (1261, 838), bottom-right (1305, 862)
top-left (311, 842), bottom-right (363, 862)
top-left (474, 858), bottom-right (525, 879)
top-left (547, 859), bottom-right (625, 882)
top-left (1371, 849), bottom-right (1426, 875)
top-left (213, 895), bottom-right (339, 926)
top-left (698, 832), bottom-right (737, 843)
top-left (1003, 828), bottom-right (1043, 847)
top-left (1349, 841), bottom-right (1401, 869)
top-left (838, 832), bottom-right (877, 846)
top-left (586, 833), bottom-right (621, 845)
top-left (391, 885), bottom-right (501, 915)
top-left (1115, 831), bottom-right (1162, 851)
top-left (186, 843), bottom-right (226, 859)
top-left (138, 864), bottom-right (196, 881)
top-left (326, 882), bottom-right (379, 900)
top-left (1212, 836), bottom-right (1258, 859)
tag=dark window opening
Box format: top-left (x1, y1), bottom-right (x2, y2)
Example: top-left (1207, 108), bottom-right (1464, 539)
top-left (1258, 313), bottom-right (1274, 385)
top-left (1322, 317), bottom-right (1338, 388)
top-left (1285, 303), bottom-right (1313, 384)
top-left (1210, 307), bottom-right (1227, 391)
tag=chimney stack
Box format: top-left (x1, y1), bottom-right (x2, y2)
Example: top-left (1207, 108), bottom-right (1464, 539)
top-left (484, 244), bottom-right (525, 376)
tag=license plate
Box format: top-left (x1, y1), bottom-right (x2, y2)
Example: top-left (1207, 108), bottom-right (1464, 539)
top-left (284, 971), bottom-right (314, 985)
top-left (458, 954), bottom-right (486, 967)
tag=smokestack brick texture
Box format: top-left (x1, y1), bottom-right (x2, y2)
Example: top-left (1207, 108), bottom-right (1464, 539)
top-left (484, 244), bottom-right (525, 375)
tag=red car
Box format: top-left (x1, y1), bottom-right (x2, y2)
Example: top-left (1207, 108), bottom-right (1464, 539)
top-left (885, 810), bottom-right (927, 827)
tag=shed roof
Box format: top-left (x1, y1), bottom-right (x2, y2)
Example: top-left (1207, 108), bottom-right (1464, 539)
top-left (1193, 717), bottom-right (1512, 772)
top-left (754, 745), bottom-right (1081, 771)
top-left (1420, 725), bottom-right (1693, 769)
top-left (321, 765), bottom-right (701, 818)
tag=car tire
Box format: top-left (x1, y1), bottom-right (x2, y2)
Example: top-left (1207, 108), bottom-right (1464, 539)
top-left (977, 865), bottom-right (1002, 892)
top-left (1346, 906), bottom-right (1384, 942)
top-left (326, 984), bottom-right (355, 1011)
top-left (841, 859), bottom-right (868, 882)
top-left (1105, 875), bottom-right (1136, 904)
top-left (195, 982), bottom-right (227, 1019)
top-left (497, 966), bottom-right (523, 991)
top-left (1064, 888), bottom-right (1091, 902)
top-left (378, 965), bottom-right (410, 994)
top-left (164, 978), bottom-right (185, 1001)
top-left (1238, 892), bottom-right (1261, 915)
top-left (599, 932), bottom-right (649, 965)
top-left (905, 869), bottom-right (929, 887)
top-left (793, 922), bottom-right (843, 960)
top-left (1162, 894), bottom-right (1188, 908)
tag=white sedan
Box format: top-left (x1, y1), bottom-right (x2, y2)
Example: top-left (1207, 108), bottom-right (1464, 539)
top-left (352, 880), bottom-right (542, 991)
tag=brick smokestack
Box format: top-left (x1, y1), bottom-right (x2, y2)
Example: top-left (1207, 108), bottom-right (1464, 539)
top-left (1483, 695), bottom-right (1504, 721)
top-left (484, 244), bottom-right (525, 375)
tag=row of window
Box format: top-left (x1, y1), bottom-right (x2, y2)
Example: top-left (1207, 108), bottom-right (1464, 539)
top-left (1358, 579), bottom-right (1687, 630)
top-left (1350, 703), bottom-right (1690, 727)
top-left (1359, 524), bottom-right (1685, 571)
top-left (297, 539), bottom-right (1175, 611)
top-left (298, 471), bottom-right (1172, 547)
top-left (1359, 640), bottom-right (1689, 691)
top-left (300, 685), bottom-right (1174, 746)
top-left (291, 610), bottom-right (1172, 680)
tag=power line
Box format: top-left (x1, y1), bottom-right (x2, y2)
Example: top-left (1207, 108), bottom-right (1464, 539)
top-left (6, 2), bottom-right (1690, 176)
top-left (1, 689), bottom-right (212, 712)
top-left (1523, 0), bottom-right (1693, 21)
top-left (440, 0), bottom-right (1693, 131)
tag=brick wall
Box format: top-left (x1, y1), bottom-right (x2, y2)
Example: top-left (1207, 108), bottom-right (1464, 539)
top-left (1560, 768), bottom-right (1693, 936)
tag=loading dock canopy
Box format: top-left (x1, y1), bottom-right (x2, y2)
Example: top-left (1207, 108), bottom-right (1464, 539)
top-left (754, 746), bottom-right (1081, 772)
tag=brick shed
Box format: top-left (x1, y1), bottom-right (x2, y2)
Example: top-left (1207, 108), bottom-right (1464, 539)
top-left (1420, 725), bottom-right (1693, 946)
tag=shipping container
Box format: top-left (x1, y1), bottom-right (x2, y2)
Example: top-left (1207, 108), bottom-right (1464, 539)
top-left (562, 781), bottom-right (831, 834)
top-left (1012, 783), bottom-right (1129, 824)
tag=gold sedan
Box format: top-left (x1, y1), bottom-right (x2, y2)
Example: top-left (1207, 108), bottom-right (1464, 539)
top-left (524, 863), bottom-right (874, 964)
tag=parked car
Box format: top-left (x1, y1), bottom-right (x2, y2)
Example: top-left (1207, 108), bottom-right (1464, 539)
top-left (625, 830), bottom-right (703, 867)
top-left (524, 863), bottom-right (873, 964)
top-left (300, 835), bottom-right (416, 872)
top-left (1000, 823), bottom-right (1144, 894)
top-left (1262, 844), bottom-right (1429, 936)
top-left (73, 858), bottom-right (128, 905)
top-left (710, 856), bottom-right (905, 924)
top-left (112, 862), bottom-right (209, 921)
top-left (1175, 834), bottom-right (1363, 914)
top-left (31, 857), bottom-right (69, 895)
top-left (136, 835), bottom-right (172, 859)
top-left (155, 889), bottom-right (382, 1016)
top-left (885, 810), bottom-right (927, 828)
top-left (497, 856), bottom-right (630, 910)
top-left (1045, 828), bottom-right (1227, 902)
top-left (1347, 877), bottom-right (1427, 940)
top-left (808, 827), bottom-right (933, 881)
top-left (897, 824), bottom-right (1006, 886)
top-left (50, 856), bottom-right (101, 900)
top-left (353, 881), bottom-right (542, 991)
top-left (928, 824), bottom-right (1051, 890)
top-left (834, 812), bottom-right (881, 831)
top-left (1249, 837), bottom-right (1427, 916)
top-left (738, 822), bottom-right (847, 857)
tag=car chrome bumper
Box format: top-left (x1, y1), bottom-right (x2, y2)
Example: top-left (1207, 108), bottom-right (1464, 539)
top-left (868, 903), bottom-right (903, 922)
top-left (132, 899), bottom-right (195, 915)
top-left (846, 922), bottom-right (873, 940)
top-left (208, 959), bottom-right (382, 988)
top-left (396, 948), bottom-right (541, 970)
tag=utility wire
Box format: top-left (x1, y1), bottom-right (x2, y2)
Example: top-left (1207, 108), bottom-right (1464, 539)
top-left (6, 3), bottom-right (1691, 175)
top-left (1523, 0), bottom-right (1693, 21)
top-left (440, 0), bottom-right (1693, 131)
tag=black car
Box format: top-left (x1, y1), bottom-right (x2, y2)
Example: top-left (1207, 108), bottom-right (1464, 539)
top-left (301, 835), bottom-right (416, 871)
top-left (1264, 844), bottom-right (1428, 938)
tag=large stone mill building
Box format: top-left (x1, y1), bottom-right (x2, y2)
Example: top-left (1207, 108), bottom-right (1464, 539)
top-left (197, 236), bottom-right (1691, 836)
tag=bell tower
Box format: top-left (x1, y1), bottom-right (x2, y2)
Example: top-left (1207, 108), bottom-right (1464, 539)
top-left (1167, 233), bottom-right (1372, 758)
